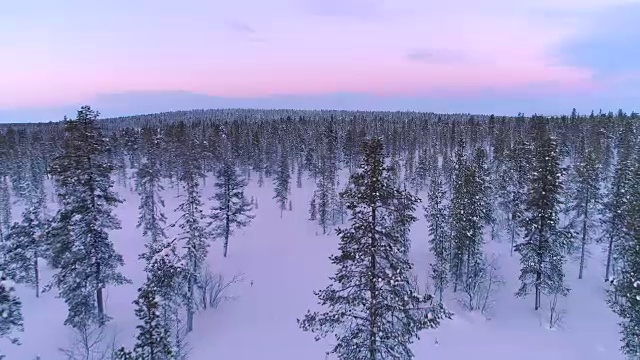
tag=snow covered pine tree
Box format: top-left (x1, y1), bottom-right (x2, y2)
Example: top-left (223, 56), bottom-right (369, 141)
top-left (273, 148), bottom-right (291, 218)
top-left (209, 159), bottom-right (254, 258)
top-left (514, 117), bottom-right (569, 311)
top-left (115, 281), bottom-right (173, 360)
top-left (47, 106), bottom-right (129, 328)
top-left (299, 138), bottom-right (450, 360)
top-left (426, 166), bottom-right (449, 303)
top-left (608, 140), bottom-right (640, 358)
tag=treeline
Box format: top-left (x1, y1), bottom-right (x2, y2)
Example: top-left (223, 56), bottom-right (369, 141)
top-left (0, 106), bottom-right (638, 359)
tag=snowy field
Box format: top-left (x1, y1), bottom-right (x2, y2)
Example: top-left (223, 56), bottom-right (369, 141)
top-left (2, 173), bottom-right (622, 360)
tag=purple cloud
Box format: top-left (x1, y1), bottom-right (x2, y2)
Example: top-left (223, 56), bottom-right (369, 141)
top-left (225, 20), bottom-right (266, 42)
top-left (406, 48), bottom-right (484, 65)
top-left (298, 0), bottom-right (383, 19)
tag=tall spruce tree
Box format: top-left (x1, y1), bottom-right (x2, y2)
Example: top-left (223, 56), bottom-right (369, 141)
top-left (173, 131), bottom-right (209, 333)
top-left (209, 160), bottom-right (254, 258)
top-left (449, 161), bottom-right (484, 293)
top-left (601, 118), bottom-right (636, 282)
top-left (568, 136), bottom-right (601, 279)
top-left (472, 147), bottom-right (493, 227)
top-left (608, 142), bottom-right (640, 358)
top-left (0, 176), bottom-right (10, 244)
top-left (308, 193), bottom-right (318, 221)
top-left (2, 158), bottom-right (46, 298)
top-left (514, 118), bottom-right (568, 310)
top-left (299, 138), bottom-right (449, 360)
top-left (136, 127), bottom-right (169, 271)
top-left (115, 281), bottom-right (173, 360)
top-left (47, 106), bottom-right (129, 328)
top-left (135, 127), bottom-right (183, 357)
top-left (448, 137), bottom-right (485, 292)
top-left (3, 206), bottom-right (45, 297)
top-left (499, 138), bottom-right (531, 256)
top-left (411, 148), bottom-right (430, 194)
top-left (315, 153), bottom-right (336, 234)
top-left (425, 166), bottom-right (449, 303)
top-left (273, 149), bottom-right (291, 217)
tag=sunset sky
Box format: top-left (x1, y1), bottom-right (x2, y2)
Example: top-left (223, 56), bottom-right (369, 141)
top-left (1, 0), bottom-right (638, 121)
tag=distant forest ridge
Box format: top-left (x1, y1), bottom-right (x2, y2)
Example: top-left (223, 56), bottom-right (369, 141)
top-left (0, 107), bottom-right (638, 130)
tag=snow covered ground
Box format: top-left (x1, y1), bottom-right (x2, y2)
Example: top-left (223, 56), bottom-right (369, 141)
top-left (2, 174), bottom-right (622, 359)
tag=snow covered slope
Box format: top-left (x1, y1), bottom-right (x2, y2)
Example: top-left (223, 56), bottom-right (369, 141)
top-left (2, 175), bottom-right (622, 360)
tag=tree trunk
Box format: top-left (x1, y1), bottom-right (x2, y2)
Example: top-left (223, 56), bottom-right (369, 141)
top-left (34, 255), bottom-right (39, 298)
top-left (223, 233), bottom-right (229, 258)
top-left (534, 271), bottom-right (541, 310)
top-left (605, 229), bottom-right (615, 281)
top-left (368, 202), bottom-right (377, 360)
top-left (510, 215), bottom-right (516, 257)
top-left (224, 183), bottom-right (231, 258)
top-left (97, 286), bottom-right (104, 324)
top-left (578, 191), bottom-right (589, 280)
top-left (187, 274), bottom-right (194, 333)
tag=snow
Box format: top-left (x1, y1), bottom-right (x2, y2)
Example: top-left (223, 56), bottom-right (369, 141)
top-left (1, 173), bottom-right (623, 360)
top-left (0, 279), bottom-right (15, 291)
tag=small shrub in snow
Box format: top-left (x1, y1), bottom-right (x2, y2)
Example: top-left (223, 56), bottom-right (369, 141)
top-left (458, 254), bottom-right (504, 315)
top-left (195, 266), bottom-right (243, 311)
top-left (58, 322), bottom-right (120, 360)
top-left (545, 292), bottom-right (567, 330)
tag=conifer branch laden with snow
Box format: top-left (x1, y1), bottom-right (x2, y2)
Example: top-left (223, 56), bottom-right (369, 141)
top-left (0, 270), bottom-right (23, 356)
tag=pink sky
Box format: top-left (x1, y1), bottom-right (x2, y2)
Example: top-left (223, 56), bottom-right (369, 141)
top-left (0, 0), bottom-right (638, 113)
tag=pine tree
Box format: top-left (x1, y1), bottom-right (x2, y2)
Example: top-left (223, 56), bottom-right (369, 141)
top-left (296, 161), bottom-right (303, 189)
top-left (411, 148), bottom-right (431, 194)
top-left (273, 149), bottom-right (290, 217)
top-left (308, 193), bottom-right (317, 221)
top-left (135, 127), bottom-right (183, 351)
top-left (174, 136), bottom-right (209, 333)
top-left (568, 137), bottom-right (601, 279)
top-left (0, 270), bottom-right (23, 356)
top-left (334, 179), bottom-right (347, 224)
top-left (0, 176), bottom-right (10, 244)
top-left (145, 246), bottom-right (182, 360)
top-left (499, 138), bottom-right (531, 256)
top-left (47, 106), bottom-right (129, 328)
top-left (209, 160), bottom-right (254, 258)
top-left (601, 118), bottom-right (636, 282)
top-left (299, 138), bottom-right (449, 360)
top-left (318, 120), bottom-right (341, 229)
top-left (426, 166), bottom-right (449, 303)
top-left (116, 281), bottom-right (173, 360)
top-left (608, 142), bottom-right (640, 358)
top-left (514, 118), bottom-right (569, 311)
top-left (472, 147), bottom-right (494, 233)
top-left (2, 156), bottom-right (46, 298)
top-left (3, 206), bottom-right (45, 297)
top-left (135, 127), bottom-right (169, 271)
top-left (315, 147), bottom-right (337, 234)
top-left (449, 161), bottom-right (484, 293)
